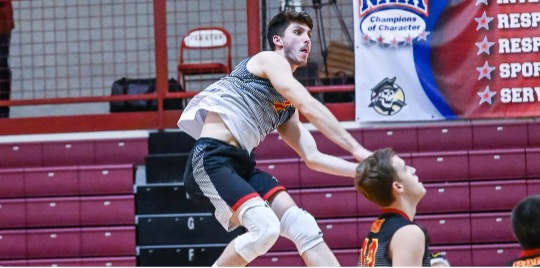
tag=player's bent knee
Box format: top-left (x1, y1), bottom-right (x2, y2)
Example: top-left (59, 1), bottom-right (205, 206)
top-left (234, 201), bottom-right (280, 263)
top-left (280, 205), bottom-right (324, 255)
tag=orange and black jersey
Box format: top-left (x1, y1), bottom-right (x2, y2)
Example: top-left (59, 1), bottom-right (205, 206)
top-left (358, 209), bottom-right (431, 267)
top-left (508, 249), bottom-right (540, 267)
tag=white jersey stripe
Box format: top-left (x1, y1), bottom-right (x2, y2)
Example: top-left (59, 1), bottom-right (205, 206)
top-left (178, 57), bottom-right (296, 153)
top-left (191, 143), bottom-right (237, 231)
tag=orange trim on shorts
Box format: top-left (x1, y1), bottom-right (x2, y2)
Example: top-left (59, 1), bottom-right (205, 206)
top-left (262, 186), bottom-right (287, 201)
top-left (231, 192), bottom-right (260, 212)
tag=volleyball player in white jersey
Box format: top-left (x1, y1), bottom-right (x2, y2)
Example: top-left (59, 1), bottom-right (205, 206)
top-left (178, 9), bottom-right (371, 267)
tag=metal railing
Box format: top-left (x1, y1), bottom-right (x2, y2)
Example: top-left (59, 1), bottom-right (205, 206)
top-left (0, 0), bottom-right (354, 135)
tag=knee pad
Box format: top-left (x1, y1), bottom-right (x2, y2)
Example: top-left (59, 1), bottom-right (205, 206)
top-left (280, 206), bottom-right (324, 255)
top-left (234, 201), bottom-right (280, 263)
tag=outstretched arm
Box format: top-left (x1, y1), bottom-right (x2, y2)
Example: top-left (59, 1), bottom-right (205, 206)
top-left (277, 111), bottom-right (357, 178)
top-left (249, 52), bottom-right (372, 162)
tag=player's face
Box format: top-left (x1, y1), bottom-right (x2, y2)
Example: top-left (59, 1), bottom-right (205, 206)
top-left (281, 23), bottom-right (312, 66)
top-left (392, 155), bottom-right (426, 199)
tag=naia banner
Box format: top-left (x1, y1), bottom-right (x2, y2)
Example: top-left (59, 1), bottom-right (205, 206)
top-left (353, 0), bottom-right (540, 122)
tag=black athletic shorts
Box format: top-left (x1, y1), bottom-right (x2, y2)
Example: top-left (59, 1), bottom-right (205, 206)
top-left (183, 137), bottom-right (286, 230)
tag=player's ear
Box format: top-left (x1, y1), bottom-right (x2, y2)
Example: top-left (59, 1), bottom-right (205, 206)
top-left (392, 181), bottom-right (404, 194)
top-left (273, 35), bottom-right (283, 48)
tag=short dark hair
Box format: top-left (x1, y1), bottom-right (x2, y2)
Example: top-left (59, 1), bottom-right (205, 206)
top-left (355, 148), bottom-right (397, 207)
top-left (511, 195), bottom-right (540, 249)
top-left (266, 9), bottom-right (313, 51)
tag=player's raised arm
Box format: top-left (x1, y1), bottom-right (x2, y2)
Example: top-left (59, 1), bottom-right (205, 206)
top-left (249, 51), bottom-right (371, 162)
top-left (277, 110), bottom-right (358, 178)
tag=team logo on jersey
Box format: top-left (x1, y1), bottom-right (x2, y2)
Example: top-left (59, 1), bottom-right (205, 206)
top-left (273, 100), bottom-right (292, 112)
top-left (370, 218), bottom-right (385, 233)
top-left (368, 77), bottom-right (406, 116)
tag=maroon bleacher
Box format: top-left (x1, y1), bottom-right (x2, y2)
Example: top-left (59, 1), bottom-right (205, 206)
top-left (0, 136), bottom-right (143, 266)
top-left (24, 166), bottom-right (79, 197)
top-left (417, 182), bottom-right (470, 214)
top-left (80, 195), bottom-right (135, 226)
top-left (417, 123), bottom-right (473, 152)
top-left (334, 249), bottom-right (360, 267)
top-left (249, 251), bottom-right (304, 267)
top-left (526, 147), bottom-right (540, 177)
top-left (25, 197), bottom-right (82, 227)
top-left (22, 256), bottom-right (137, 267)
top-left (0, 199), bottom-right (26, 228)
top-left (42, 140), bottom-right (96, 166)
top-left (470, 180), bottom-right (528, 212)
top-left (362, 126), bottom-right (418, 153)
top-left (95, 138), bottom-right (148, 165)
top-left (470, 212), bottom-right (514, 243)
top-left (529, 178), bottom-right (540, 194)
top-left (81, 226), bottom-right (136, 257)
top-left (0, 168), bottom-right (25, 198)
top-left (469, 149), bottom-right (527, 180)
top-left (0, 229), bottom-right (26, 260)
top-left (0, 142), bottom-right (43, 168)
top-left (0, 137), bottom-right (147, 169)
top-left (318, 218), bottom-right (359, 249)
top-left (415, 213), bottom-right (472, 245)
top-left (300, 187), bottom-right (358, 218)
top-left (529, 120), bottom-right (540, 146)
top-left (80, 256), bottom-right (137, 266)
top-left (255, 132), bottom-right (297, 160)
top-left (256, 158), bottom-right (301, 189)
top-left (471, 121), bottom-right (529, 150)
top-left (471, 243), bottom-right (521, 266)
top-left (412, 151), bottom-right (469, 182)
